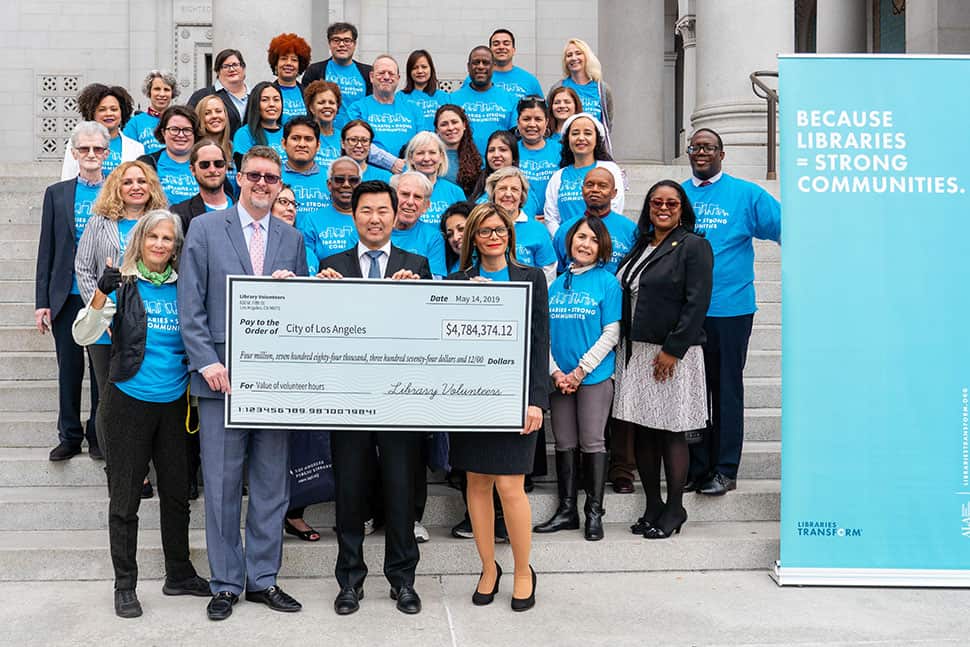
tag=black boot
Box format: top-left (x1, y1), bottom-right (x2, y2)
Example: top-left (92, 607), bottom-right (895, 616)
top-left (583, 452), bottom-right (608, 541)
top-left (533, 450), bottom-right (579, 533)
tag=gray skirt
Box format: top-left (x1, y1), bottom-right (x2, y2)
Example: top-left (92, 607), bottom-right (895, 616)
top-left (612, 340), bottom-right (709, 432)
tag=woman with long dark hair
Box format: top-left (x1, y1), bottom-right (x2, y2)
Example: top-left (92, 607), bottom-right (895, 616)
top-left (515, 96), bottom-right (561, 219)
top-left (232, 82), bottom-right (284, 167)
top-left (434, 104), bottom-right (482, 197)
top-left (399, 49), bottom-right (448, 127)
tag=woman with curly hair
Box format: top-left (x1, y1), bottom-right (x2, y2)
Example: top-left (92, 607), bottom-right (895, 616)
top-left (303, 80), bottom-right (343, 168)
top-left (267, 33), bottom-right (312, 125)
top-left (398, 50), bottom-right (448, 128)
top-left (123, 70), bottom-right (179, 155)
top-left (434, 104), bottom-right (481, 198)
top-left (62, 84), bottom-right (144, 180)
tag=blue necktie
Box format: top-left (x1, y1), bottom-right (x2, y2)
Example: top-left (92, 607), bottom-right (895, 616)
top-left (365, 250), bottom-right (383, 278)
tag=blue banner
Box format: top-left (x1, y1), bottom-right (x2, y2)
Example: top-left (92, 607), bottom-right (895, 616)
top-left (777, 55), bottom-right (970, 586)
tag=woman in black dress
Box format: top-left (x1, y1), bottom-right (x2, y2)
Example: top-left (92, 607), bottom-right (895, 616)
top-left (447, 203), bottom-right (549, 611)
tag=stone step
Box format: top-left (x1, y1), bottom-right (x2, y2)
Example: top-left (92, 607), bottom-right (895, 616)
top-left (0, 205), bottom-right (42, 226)
top-left (753, 303), bottom-right (779, 325)
top-left (0, 240), bottom-right (39, 259)
top-left (0, 521), bottom-right (779, 581)
top-left (0, 480), bottom-right (781, 532)
top-left (0, 260), bottom-right (36, 280)
top-left (0, 326), bottom-right (55, 352)
top-left (0, 176), bottom-right (56, 194)
top-left (745, 377), bottom-right (780, 409)
top-left (0, 303), bottom-right (34, 325)
top-left (3, 224), bottom-right (40, 240)
top-left (0, 281), bottom-right (34, 303)
top-left (755, 280), bottom-right (780, 303)
top-left (746, 408), bottom-right (780, 442)
top-left (744, 350), bottom-right (779, 377)
top-left (0, 380), bottom-right (84, 412)
top-left (750, 324), bottom-right (780, 350)
top-left (0, 352), bottom-right (58, 380)
top-left (754, 261), bottom-right (779, 282)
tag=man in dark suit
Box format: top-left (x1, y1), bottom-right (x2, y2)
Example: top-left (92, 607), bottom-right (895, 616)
top-left (170, 139), bottom-right (236, 233)
top-left (178, 146), bottom-right (308, 621)
top-left (316, 180), bottom-right (430, 616)
top-left (35, 121), bottom-right (109, 461)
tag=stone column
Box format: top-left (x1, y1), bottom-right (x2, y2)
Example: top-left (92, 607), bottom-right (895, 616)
top-left (816, 0), bottom-right (867, 53)
top-left (597, 0), bottom-right (666, 162)
top-left (693, 0), bottom-right (794, 165)
top-left (212, 0), bottom-right (314, 85)
top-left (675, 12), bottom-right (697, 153)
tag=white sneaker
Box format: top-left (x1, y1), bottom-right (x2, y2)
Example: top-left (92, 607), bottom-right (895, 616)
top-left (363, 518), bottom-right (376, 535)
top-left (413, 521), bottom-right (430, 543)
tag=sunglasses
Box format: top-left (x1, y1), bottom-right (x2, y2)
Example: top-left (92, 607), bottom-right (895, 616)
top-left (196, 159), bottom-right (226, 169)
top-left (331, 175), bottom-right (361, 186)
top-left (74, 145), bottom-right (107, 155)
top-left (242, 171), bottom-right (281, 185)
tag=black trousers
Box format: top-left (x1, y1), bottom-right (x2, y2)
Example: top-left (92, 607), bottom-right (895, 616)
top-left (102, 384), bottom-right (197, 590)
top-left (690, 314), bottom-right (754, 481)
top-left (331, 431), bottom-right (422, 590)
top-left (51, 294), bottom-right (99, 446)
top-left (87, 343), bottom-right (111, 457)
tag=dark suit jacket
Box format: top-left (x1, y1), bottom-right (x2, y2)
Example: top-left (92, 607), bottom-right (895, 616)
top-left (625, 227), bottom-right (713, 359)
top-left (301, 58), bottom-right (374, 97)
top-left (35, 178), bottom-right (80, 319)
top-left (177, 205), bottom-right (309, 399)
top-left (319, 244), bottom-right (432, 280)
top-left (448, 263), bottom-right (551, 410)
top-left (186, 85), bottom-right (244, 137)
top-left (170, 189), bottom-right (237, 234)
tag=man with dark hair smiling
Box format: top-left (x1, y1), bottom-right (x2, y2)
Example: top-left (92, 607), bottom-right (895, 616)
top-left (302, 22), bottom-right (373, 128)
top-left (170, 139), bottom-right (235, 233)
top-left (450, 45), bottom-right (517, 155)
top-left (281, 115), bottom-right (329, 216)
top-left (489, 28), bottom-right (543, 102)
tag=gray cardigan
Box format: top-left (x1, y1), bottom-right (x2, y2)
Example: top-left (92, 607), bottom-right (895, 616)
top-left (74, 214), bottom-right (126, 303)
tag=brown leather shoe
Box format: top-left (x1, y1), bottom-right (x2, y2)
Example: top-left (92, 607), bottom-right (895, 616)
top-left (611, 477), bottom-right (634, 494)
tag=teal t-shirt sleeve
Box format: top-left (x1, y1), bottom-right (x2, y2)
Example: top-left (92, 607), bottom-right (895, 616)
top-left (553, 226), bottom-right (568, 272)
top-left (232, 128), bottom-right (253, 155)
top-left (751, 187), bottom-right (782, 243)
top-left (534, 227), bottom-right (557, 267)
top-left (602, 274), bottom-right (622, 326)
top-left (346, 100), bottom-right (363, 121)
top-left (122, 119), bottom-right (137, 141)
top-left (428, 233), bottom-right (447, 278)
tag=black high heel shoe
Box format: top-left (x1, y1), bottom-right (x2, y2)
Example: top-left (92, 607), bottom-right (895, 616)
top-left (510, 565), bottom-right (536, 612)
top-left (643, 509), bottom-right (687, 540)
top-left (472, 562), bottom-right (502, 606)
top-left (630, 507), bottom-right (665, 535)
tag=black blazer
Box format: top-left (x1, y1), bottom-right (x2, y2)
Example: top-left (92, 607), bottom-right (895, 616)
top-left (448, 263), bottom-right (551, 410)
top-left (35, 178), bottom-right (80, 319)
top-left (302, 58), bottom-right (374, 97)
top-left (170, 188), bottom-right (237, 234)
top-left (186, 85), bottom-right (244, 137)
top-left (320, 244), bottom-right (432, 280)
top-left (622, 227), bottom-right (713, 359)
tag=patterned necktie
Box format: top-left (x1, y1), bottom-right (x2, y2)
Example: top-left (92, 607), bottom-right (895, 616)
top-left (250, 221), bottom-right (264, 275)
top-left (365, 250), bottom-right (383, 278)
top-left (699, 180), bottom-right (712, 187)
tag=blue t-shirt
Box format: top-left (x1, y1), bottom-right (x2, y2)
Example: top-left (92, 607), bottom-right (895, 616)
top-left (514, 218), bottom-right (556, 269)
top-left (326, 60), bottom-right (368, 129)
top-left (443, 149), bottom-right (460, 185)
top-left (518, 140), bottom-right (561, 217)
top-left (296, 205), bottom-right (358, 274)
top-left (278, 84), bottom-right (307, 124)
top-left (682, 174), bottom-right (781, 317)
top-left (553, 163), bottom-right (596, 227)
top-left (314, 131), bottom-right (343, 169)
top-left (71, 181), bottom-right (102, 294)
top-left (202, 193), bottom-right (233, 212)
top-left (562, 78), bottom-right (602, 122)
top-left (92, 219), bottom-right (137, 346)
top-left (233, 126), bottom-right (285, 162)
top-left (362, 164), bottom-right (392, 183)
top-left (492, 67), bottom-right (543, 103)
top-left (479, 266), bottom-right (510, 282)
top-left (391, 221), bottom-right (446, 277)
top-left (398, 89), bottom-right (448, 130)
top-left (421, 179), bottom-right (466, 225)
top-left (122, 113), bottom-right (162, 154)
top-left (155, 150), bottom-right (199, 206)
top-left (116, 281), bottom-right (188, 403)
top-left (104, 136), bottom-right (124, 177)
top-left (448, 83), bottom-right (516, 157)
top-left (347, 96), bottom-right (422, 160)
top-left (553, 211), bottom-right (637, 275)
top-left (549, 267), bottom-right (621, 385)
top-left (282, 165), bottom-right (330, 214)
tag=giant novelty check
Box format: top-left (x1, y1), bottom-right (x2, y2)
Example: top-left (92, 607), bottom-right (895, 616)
top-left (225, 277), bottom-right (532, 431)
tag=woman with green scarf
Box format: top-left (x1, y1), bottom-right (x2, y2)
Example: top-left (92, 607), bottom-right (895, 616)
top-left (73, 209), bottom-right (209, 618)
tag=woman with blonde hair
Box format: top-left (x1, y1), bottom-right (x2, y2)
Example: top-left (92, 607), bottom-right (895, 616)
top-left (548, 39), bottom-right (614, 149)
top-left (404, 131), bottom-right (466, 225)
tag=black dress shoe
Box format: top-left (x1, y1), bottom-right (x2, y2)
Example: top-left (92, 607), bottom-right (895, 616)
top-left (472, 562), bottom-right (502, 606)
top-left (612, 477), bottom-right (634, 494)
top-left (114, 589), bottom-right (142, 618)
top-left (683, 474), bottom-right (703, 493)
top-left (163, 574), bottom-right (211, 597)
top-left (207, 591), bottom-right (238, 621)
top-left (49, 442), bottom-right (81, 462)
top-left (699, 473), bottom-right (737, 496)
top-left (334, 585), bottom-right (363, 615)
top-left (510, 565), bottom-right (536, 612)
top-left (88, 443), bottom-right (104, 460)
top-left (141, 480), bottom-right (154, 499)
top-left (245, 585), bottom-right (302, 612)
top-left (389, 584), bottom-right (422, 614)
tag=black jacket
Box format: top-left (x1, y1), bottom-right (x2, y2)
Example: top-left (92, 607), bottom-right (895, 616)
top-left (301, 57), bottom-right (373, 97)
top-left (107, 278), bottom-right (183, 383)
top-left (448, 263), bottom-right (551, 410)
top-left (621, 227), bottom-right (713, 359)
top-left (170, 190), bottom-right (236, 234)
top-left (186, 85), bottom-right (244, 137)
top-left (319, 244), bottom-right (431, 280)
top-left (35, 178), bottom-right (80, 319)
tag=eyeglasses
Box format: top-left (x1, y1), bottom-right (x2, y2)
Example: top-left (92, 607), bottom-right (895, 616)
top-left (242, 171), bottom-right (281, 185)
top-left (331, 175), bottom-right (361, 186)
top-left (476, 226), bottom-right (509, 239)
top-left (164, 126), bottom-right (194, 136)
top-left (220, 62), bottom-right (243, 71)
top-left (329, 36), bottom-right (355, 45)
top-left (196, 159), bottom-right (226, 169)
top-left (344, 136), bottom-right (371, 146)
top-left (649, 198), bottom-right (681, 210)
top-left (74, 145), bottom-right (107, 155)
top-left (275, 197), bottom-right (299, 209)
top-left (686, 144), bottom-right (719, 154)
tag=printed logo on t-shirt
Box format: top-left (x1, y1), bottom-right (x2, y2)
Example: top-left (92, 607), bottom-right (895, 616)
top-left (143, 298), bottom-right (180, 333)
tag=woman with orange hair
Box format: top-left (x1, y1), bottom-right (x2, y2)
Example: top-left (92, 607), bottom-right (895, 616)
top-left (267, 33), bottom-right (312, 124)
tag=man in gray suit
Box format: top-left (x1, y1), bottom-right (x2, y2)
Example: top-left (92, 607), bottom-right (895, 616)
top-left (178, 145), bottom-right (309, 620)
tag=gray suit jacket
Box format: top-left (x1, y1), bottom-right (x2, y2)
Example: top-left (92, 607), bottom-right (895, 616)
top-left (177, 205), bottom-right (309, 399)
